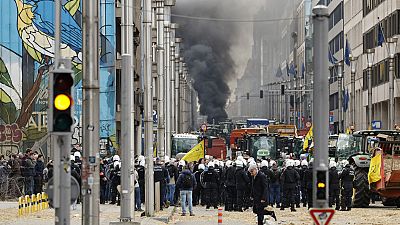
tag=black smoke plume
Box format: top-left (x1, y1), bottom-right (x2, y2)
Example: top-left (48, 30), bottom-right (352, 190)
top-left (173, 0), bottom-right (248, 123)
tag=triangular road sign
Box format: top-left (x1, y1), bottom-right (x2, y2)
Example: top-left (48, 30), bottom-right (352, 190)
top-left (309, 208), bottom-right (335, 225)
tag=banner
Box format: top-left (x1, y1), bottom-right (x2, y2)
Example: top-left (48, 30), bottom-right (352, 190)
top-left (303, 126), bottom-right (313, 150)
top-left (368, 154), bottom-right (382, 184)
top-left (182, 140), bottom-right (205, 162)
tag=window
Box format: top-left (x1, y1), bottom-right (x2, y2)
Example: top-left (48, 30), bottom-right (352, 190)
top-left (329, 2), bottom-right (343, 30)
top-left (329, 32), bottom-right (343, 54)
top-left (363, 0), bottom-right (386, 17)
top-left (362, 57), bottom-right (392, 90)
top-left (329, 93), bottom-right (338, 111)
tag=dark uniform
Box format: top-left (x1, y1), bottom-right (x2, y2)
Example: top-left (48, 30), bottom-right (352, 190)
top-left (269, 166), bottom-right (281, 207)
top-left (154, 163), bottom-right (170, 209)
top-left (201, 166), bottom-right (220, 209)
top-left (224, 165), bottom-right (237, 211)
top-left (294, 166), bottom-right (302, 207)
top-left (340, 164), bottom-right (354, 211)
top-left (300, 165), bottom-right (308, 207)
top-left (303, 163), bottom-right (313, 209)
top-left (193, 167), bottom-right (204, 205)
top-left (235, 166), bottom-right (250, 211)
top-left (329, 166), bottom-right (340, 210)
top-left (281, 166), bottom-right (300, 211)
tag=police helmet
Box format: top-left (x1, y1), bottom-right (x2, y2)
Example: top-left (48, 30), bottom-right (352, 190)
top-left (207, 162), bottom-right (214, 168)
top-left (179, 160), bottom-right (186, 166)
top-left (301, 160), bottom-right (308, 167)
top-left (235, 160), bottom-right (243, 168)
top-left (329, 161), bottom-right (337, 168)
top-left (198, 164), bottom-right (205, 170)
top-left (294, 160), bottom-right (301, 167)
top-left (261, 160), bottom-right (268, 167)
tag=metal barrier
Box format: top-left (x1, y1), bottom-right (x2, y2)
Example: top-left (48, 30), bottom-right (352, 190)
top-left (18, 192), bottom-right (49, 216)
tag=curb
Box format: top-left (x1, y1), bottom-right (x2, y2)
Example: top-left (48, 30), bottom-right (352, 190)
top-left (140, 206), bottom-right (176, 224)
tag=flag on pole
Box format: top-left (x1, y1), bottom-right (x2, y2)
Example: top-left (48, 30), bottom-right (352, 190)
top-left (182, 140), bottom-right (205, 162)
top-left (377, 23), bottom-right (385, 47)
top-left (301, 62), bottom-right (305, 79)
top-left (303, 126), bottom-right (313, 151)
top-left (276, 66), bottom-right (283, 77)
top-left (345, 38), bottom-right (351, 66)
top-left (343, 89), bottom-right (349, 112)
top-left (328, 49), bottom-right (338, 65)
top-left (286, 61), bottom-right (290, 76)
top-left (368, 153), bottom-right (382, 184)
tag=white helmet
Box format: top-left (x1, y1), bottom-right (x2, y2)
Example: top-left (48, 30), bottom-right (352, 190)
top-left (113, 155), bottom-right (120, 162)
top-left (73, 151), bottom-right (81, 158)
top-left (341, 160), bottom-right (349, 167)
top-left (214, 160), bottom-right (220, 166)
top-left (219, 161), bottom-right (225, 167)
top-left (114, 161), bottom-right (121, 168)
top-left (294, 160), bottom-right (301, 167)
top-left (269, 160), bottom-right (277, 167)
top-left (242, 158), bottom-right (247, 166)
top-left (207, 162), bottom-right (214, 168)
top-left (70, 155), bottom-right (75, 161)
top-left (205, 155), bottom-right (210, 160)
top-left (300, 154), bottom-right (307, 161)
top-left (179, 160), bottom-right (186, 166)
top-left (164, 155), bottom-right (170, 163)
top-left (261, 160), bottom-right (269, 167)
top-left (329, 161), bottom-right (337, 168)
top-left (139, 160), bottom-right (145, 167)
top-left (237, 156), bottom-right (244, 161)
top-left (287, 159), bottom-right (294, 167)
top-left (170, 158), bottom-right (176, 163)
top-left (198, 164), bottom-right (205, 170)
top-left (301, 160), bottom-right (308, 167)
top-left (235, 160), bottom-right (244, 168)
top-left (226, 160), bottom-right (232, 167)
top-left (138, 155), bottom-right (145, 162)
top-left (248, 157), bottom-right (255, 163)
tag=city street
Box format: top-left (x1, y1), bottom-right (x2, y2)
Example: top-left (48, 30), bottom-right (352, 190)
top-left (2, 202), bottom-right (400, 225)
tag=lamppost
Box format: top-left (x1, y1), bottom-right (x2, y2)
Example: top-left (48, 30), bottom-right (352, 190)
top-left (366, 49), bottom-right (375, 130)
top-left (337, 62), bottom-right (343, 133)
top-left (350, 54), bottom-right (358, 130)
top-left (388, 37), bottom-right (398, 129)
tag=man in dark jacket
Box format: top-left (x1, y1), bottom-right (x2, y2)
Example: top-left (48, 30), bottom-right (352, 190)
top-left (280, 160), bottom-right (300, 211)
top-left (166, 159), bottom-right (179, 206)
top-left (269, 162), bottom-right (281, 208)
top-left (249, 164), bottom-right (276, 225)
top-left (303, 161), bottom-right (313, 209)
top-left (193, 164), bottom-right (205, 206)
top-left (154, 158), bottom-right (170, 209)
top-left (176, 166), bottom-right (197, 216)
top-left (329, 161), bottom-right (340, 210)
top-left (34, 154), bottom-right (45, 194)
top-left (339, 163), bottom-right (354, 211)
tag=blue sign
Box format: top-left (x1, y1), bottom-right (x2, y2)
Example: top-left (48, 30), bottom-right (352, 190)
top-left (329, 115), bottom-right (334, 124)
top-left (372, 120), bottom-right (382, 129)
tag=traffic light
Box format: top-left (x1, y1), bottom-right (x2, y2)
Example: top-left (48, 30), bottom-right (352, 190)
top-left (246, 92), bottom-right (249, 100)
top-left (281, 85), bottom-right (285, 95)
top-left (316, 170), bottom-right (327, 200)
top-left (49, 69), bottom-right (74, 133)
top-left (260, 90), bottom-right (263, 98)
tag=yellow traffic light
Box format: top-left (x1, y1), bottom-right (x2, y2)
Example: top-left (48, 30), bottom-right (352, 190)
top-left (317, 182), bottom-right (326, 188)
top-left (54, 94), bottom-right (71, 111)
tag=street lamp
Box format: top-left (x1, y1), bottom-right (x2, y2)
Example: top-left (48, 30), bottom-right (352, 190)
top-left (337, 62), bottom-right (343, 133)
top-left (366, 49), bottom-right (375, 129)
top-left (350, 54), bottom-right (358, 129)
top-left (388, 37), bottom-right (398, 129)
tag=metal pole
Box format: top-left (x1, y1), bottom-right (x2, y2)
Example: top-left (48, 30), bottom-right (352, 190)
top-left (119, 0), bottom-right (135, 220)
top-left (156, 0), bottom-right (165, 158)
top-left (170, 27), bottom-right (176, 143)
top-left (175, 39), bottom-right (182, 133)
top-left (144, 0), bottom-right (155, 217)
top-left (312, 5), bottom-right (329, 209)
top-left (164, 2), bottom-right (173, 157)
top-left (389, 53), bottom-right (395, 129)
top-left (368, 63), bottom-right (373, 130)
top-left (280, 84), bottom-right (283, 123)
top-left (177, 57), bottom-right (183, 132)
top-left (338, 62), bottom-right (343, 133)
top-left (56, 135), bottom-right (72, 225)
top-left (82, 0), bottom-right (100, 223)
top-left (351, 61), bottom-right (356, 128)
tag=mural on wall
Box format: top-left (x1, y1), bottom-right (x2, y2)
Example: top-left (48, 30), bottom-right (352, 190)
top-left (0, 0), bottom-right (116, 156)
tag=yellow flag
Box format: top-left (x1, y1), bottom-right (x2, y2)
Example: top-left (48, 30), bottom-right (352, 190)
top-left (368, 154), bottom-right (382, 184)
top-left (303, 126), bottom-right (313, 150)
top-left (182, 140), bottom-right (205, 163)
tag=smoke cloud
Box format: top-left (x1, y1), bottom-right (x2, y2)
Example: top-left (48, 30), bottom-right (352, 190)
top-left (173, 0), bottom-right (264, 123)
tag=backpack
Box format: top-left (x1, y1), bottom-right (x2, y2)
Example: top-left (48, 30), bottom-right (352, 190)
top-left (182, 173), bottom-right (193, 189)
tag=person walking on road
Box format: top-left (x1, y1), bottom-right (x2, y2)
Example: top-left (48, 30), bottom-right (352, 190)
top-left (176, 165), bottom-right (197, 216)
top-left (248, 164), bottom-right (276, 225)
top-left (339, 161), bottom-right (354, 211)
top-left (280, 160), bottom-right (300, 212)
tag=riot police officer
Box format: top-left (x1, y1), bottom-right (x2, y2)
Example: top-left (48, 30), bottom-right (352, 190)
top-left (235, 160), bottom-right (250, 212)
top-left (201, 162), bottom-right (220, 209)
top-left (224, 160), bottom-right (236, 211)
top-left (340, 161), bottom-right (354, 211)
top-left (329, 161), bottom-right (340, 210)
top-left (303, 160), bottom-right (313, 209)
top-left (281, 160), bottom-right (299, 212)
top-left (154, 158), bottom-right (170, 209)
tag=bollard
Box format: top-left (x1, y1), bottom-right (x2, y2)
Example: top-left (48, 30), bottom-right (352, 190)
top-left (218, 207), bottom-right (223, 224)
top-left (24, 195), bottom-right (31, 214)
top-left (37, 193), bottom-right (42, 211)
top-left (18, 197), bottom-right (24, 216)
top-left (41, 192), bottom-right (47, 209)
top-left (31, 194), bottom-right (36, 212)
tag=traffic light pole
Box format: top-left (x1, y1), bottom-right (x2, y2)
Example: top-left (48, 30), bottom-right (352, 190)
top-left (82, 0), bottom-right (100, 223)
top-left (312, 5), bottom-right (329, 209)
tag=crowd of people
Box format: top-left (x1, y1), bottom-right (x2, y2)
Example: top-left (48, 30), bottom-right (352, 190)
top-left (0, 148), bottom-right (356, 224)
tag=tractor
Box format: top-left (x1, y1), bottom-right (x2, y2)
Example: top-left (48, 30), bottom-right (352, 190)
top-left (336, 130), bottom-right (400, 207)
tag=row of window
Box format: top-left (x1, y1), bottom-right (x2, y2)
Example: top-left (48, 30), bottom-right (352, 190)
top-left (363, 10), bottom-right (399, 51)
top-left (362, 54), bottom-right (400, 90)
top-left (329, 2), bottom-right (343, 30)
top-left (329, 93), bottom-right (339, 111)
top-left (363, 0), bottom-right (386, 17)
top-left (329, 31), bottom-right (344, 54)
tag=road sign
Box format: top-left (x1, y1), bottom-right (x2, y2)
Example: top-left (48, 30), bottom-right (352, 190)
top-left (372, 120), bottom-right (382, 129)
top-left (329, 115), bottom-right (334, 124)
top-left (309, 208), bottom-right (335, 225)
top-left (46, 176), bottom-right (80, 207)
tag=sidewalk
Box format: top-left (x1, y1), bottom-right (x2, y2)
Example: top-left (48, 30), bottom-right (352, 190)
top-left (0, 202), bottom-right (175, 225)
